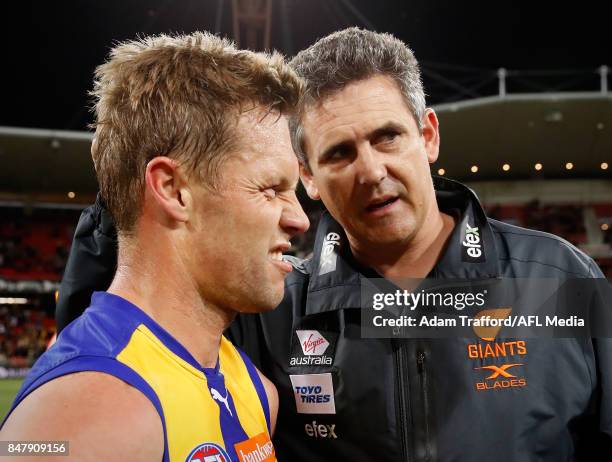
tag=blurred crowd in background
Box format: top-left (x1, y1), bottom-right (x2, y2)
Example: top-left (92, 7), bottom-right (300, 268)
top-left (0, 306), bottom-right (55, 369)
top-left (0, 199), bottom-right (610, 367)
top-left (0, 208), bottom-right (77, 281)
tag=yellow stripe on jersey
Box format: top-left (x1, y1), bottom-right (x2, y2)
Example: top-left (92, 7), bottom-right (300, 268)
top-left (218, 336), bottom-right (269, 439)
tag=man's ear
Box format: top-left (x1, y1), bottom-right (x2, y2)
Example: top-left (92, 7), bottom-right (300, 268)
top-left (299, 162), bottom-right (320, 201)
top-left (144, 156), bottom-right (190, 223)
top-left (422, 108), bottom-right (440, 164)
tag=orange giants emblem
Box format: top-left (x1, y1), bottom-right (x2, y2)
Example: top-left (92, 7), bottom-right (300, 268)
top-left (469, 339), bottom-right (529, 392)
top-left (474, 362), bottom-right (527, 391)
top-left (474, 363), bottom-right (523, 379)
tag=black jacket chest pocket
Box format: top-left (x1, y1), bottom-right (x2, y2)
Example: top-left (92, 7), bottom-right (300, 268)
top-left (282, 310), bottom-right (395, 436)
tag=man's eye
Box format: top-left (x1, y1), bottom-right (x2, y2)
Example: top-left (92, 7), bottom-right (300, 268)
top-left (263, 188), bottom-right (277, 200)
top-left (324, 147), bottom-right (349, 161)
top-left (377, 131), bottom-right (399, 144)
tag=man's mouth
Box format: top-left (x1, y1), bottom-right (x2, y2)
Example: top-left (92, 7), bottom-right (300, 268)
top-left (270, 251), bottom-right (284, 261)
top-left (269, 243), bottom-right (293, 273)
top-left (365, 195), bottom-right (399, 212)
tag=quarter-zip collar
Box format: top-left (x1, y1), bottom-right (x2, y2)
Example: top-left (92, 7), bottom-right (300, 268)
top-left (304, 176), bottom-right (500, 316)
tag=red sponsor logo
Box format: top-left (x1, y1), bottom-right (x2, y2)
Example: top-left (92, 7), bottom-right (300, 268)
top-left (303, 335), bottom-right (326, 354)
top-left (296, 330), bottom-right (329, 356)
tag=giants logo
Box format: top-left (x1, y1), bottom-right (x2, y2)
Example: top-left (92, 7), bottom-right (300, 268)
top-left (467, 340), bottom-right (527, 359)
top-left (469, 340), bottom-right (528, 391)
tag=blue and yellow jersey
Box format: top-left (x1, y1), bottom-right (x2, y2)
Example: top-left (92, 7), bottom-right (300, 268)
top-left (3, 292), bottom-right (276, 462)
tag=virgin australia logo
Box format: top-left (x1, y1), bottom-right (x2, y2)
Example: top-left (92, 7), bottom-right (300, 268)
top-left (296, 330), bottom-right (330, 356)
top-left (290, 329), bottom-right (336, 367)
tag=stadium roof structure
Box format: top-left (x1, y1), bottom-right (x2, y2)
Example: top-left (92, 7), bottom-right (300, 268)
top-left (0, 1), bottom-right (609, 204)
top-left (1, 85), bottom-right (610, 203)
top-left (435, 91), bottom-right (611, 181)
top-left (0, 126), bottom-right (96, 205)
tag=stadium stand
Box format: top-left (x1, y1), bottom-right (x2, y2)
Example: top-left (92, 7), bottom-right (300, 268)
top-left (0, 304), bottom-right (55, 369)
top-left (0, 207), bottom-right (79, 281)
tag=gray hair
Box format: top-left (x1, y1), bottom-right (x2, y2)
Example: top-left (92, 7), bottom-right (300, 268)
top-left (289, 27), bottom-right (426, 167)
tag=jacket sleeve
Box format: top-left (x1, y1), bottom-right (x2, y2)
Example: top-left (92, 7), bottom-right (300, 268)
top-left (55, 194), bottom-right (118, 333)
top-left (586, 259), bottom-right (612, 457)
top-left (595, 279), bottom-right (612, 456)
top-left (593, 336), bottom-right (612, 457)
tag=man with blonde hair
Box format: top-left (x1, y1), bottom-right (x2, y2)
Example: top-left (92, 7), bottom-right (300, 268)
top-left (1, 31), bottom-right (309, 462)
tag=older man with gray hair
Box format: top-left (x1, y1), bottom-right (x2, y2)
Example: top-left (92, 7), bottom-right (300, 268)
top-left (56, 28), bottom-right (611, 461)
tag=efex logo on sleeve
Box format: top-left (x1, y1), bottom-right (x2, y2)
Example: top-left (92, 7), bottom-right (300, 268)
top-left (289, 330), bottom-right (337, 367)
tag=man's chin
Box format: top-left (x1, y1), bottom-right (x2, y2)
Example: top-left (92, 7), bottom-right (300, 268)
top-left (236, 288), bottom-right (284, 314)
top-left (356, 223), bottom-right (415, 247)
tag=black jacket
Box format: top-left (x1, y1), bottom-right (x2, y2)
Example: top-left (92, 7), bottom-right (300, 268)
top-left (57, 178), bottom-right (612, 461)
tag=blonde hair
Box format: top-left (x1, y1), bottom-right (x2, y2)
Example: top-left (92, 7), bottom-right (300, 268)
top-left (91, 31), bottom-right (302, 235)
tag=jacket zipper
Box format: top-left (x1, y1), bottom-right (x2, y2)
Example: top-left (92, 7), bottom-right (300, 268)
top-left (395, 343), bottom-right (411, 462)
top-left (417, 350), bottom-right (432, 461)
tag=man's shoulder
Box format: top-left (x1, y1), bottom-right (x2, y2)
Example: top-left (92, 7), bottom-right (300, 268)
top-left (488, 218), bottom-right (600, 277)
top-left (19, 296), bottom-right (144, 406)
top-left (1, 372), bottom-right (163, 460)
top-left (47, 297), bottom-right (139, 360)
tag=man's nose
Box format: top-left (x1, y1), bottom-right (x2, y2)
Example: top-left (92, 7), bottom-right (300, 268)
top-left (281, 193), bottom-right (310, 238)
top-left (355, 145), bottom-right (387, 185)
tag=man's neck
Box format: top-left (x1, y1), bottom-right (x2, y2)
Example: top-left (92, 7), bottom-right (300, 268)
top-left (351, 211), bottom-right (456, 279)
top-left (107, 246), bottom-right (233, 369)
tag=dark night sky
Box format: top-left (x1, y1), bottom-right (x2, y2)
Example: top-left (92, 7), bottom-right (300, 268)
top-left (1, 0), bottom-right (609, 131)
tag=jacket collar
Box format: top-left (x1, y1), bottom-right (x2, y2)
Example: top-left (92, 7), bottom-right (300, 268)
top-left (305, 176), bottom-right (500, 316)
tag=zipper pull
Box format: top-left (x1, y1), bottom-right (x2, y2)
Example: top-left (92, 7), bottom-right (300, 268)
top-left (417, 350), bottom-right (426, 373)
